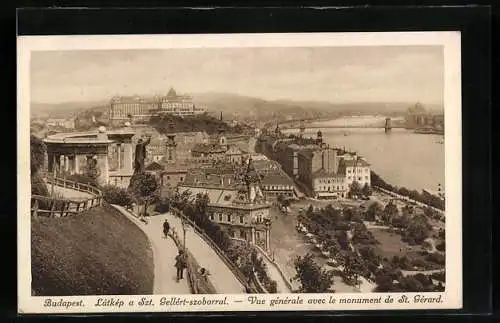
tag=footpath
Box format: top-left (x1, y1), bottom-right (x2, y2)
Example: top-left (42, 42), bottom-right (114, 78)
top-left (164, 212), bottom-right (245, 294)
top-left (51, 185), bottom-right (93, 200)
top-left (112, 205), bottom-right (191, 295)
top-left (254, 247), bottom-right (292, 293)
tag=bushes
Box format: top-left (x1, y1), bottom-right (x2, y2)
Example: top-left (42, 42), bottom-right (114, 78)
top-left (430, 271), bottom-right (445, 282)
top-left (101, 185), bottom-right (134, 208)
top-left (426, 253), bottom-right (445, 266)
top-left (436, 241), bottom-right (446, 252)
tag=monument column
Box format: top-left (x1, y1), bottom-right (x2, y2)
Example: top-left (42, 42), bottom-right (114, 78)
top-left (116, 143), bottom-right (122, 170)
top-left (74, 155), bottom-right (80, 174)
top-left (123, 141), bottom-right (133, 173)
top-left (64, 156), bottom-right (69, 173)
top-left (251, 227), bottom-right (256, 244)
top-left (97, 153), bottom-right (109, 185)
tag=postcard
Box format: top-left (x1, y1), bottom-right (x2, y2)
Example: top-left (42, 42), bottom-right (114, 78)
top-left (18, 31), bottom-right (462, 313)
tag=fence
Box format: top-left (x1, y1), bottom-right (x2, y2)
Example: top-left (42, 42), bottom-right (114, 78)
top-left (253, 243), bottom-right (294, 292)
top-left (31, 176), bottom-right (103, 218)
top-left (45, 176), bottom-right (102, 196)
top-left (169, 228), bottom-right (217, 294)
top-left (170, 207), bottom-right (263, 293)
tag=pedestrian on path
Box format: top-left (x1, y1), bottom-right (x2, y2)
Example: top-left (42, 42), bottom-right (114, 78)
top-left (163, 219), bottom-right (170, 238)
top-left (175, 250), bottom-right (187, 282)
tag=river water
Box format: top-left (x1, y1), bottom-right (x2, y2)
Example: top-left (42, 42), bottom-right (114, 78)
top-left (283, 117), bottom-right (445, 192)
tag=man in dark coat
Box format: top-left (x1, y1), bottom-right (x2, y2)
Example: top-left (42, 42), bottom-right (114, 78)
top-left (163, 219), bottom-right (170, 237)
top-left (175, 250), bottom-right (187, 282)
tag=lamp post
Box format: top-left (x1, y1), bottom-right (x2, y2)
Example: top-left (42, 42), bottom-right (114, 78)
top-left (264, 218), bottom-right (271, 254)
top-left (181, 219), bottom-right (188, 251)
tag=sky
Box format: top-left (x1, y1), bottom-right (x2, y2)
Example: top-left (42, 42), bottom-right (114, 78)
top-left (30, 46), bottom-right (444, 105)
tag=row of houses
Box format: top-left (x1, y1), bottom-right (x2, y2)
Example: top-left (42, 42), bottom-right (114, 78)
top-left (256, 125), bottom-right (372, 199)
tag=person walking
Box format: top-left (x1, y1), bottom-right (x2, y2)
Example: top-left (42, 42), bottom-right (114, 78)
top-left (175, 250), bottom-right (187, 282)
top-left (163, 219), bottom-right (170, 238)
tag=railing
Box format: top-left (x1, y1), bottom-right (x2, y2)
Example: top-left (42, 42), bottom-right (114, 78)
top-left (168, 229), bottom-right (217, 294)
top-left (45, 176), bottom-right (102, 196)
top-left (170, 207), bottom-right (261, 293)
top-left (31, 176), bottom-right (103, 218)
top-left (252, 243), bottom-right (294, 293)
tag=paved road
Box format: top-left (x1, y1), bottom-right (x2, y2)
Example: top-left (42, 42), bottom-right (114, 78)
top-left (164, 212), bottom-right (245, 294)
top-left (112, 205), bottom-right (191, 295)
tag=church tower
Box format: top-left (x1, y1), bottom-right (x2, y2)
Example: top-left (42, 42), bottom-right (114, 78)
top-left (217, 111), bottom-right (227, 148)
top-left (165, 121), bottom-right (177, 163)
top-left (274, 123), bottom-right (281, 138)
top-left (165, 135), bottom-right (177, 163)
top-left (316, 130), bottom-right (323, 145)
top-left (243, 157), bottom-right (264, 203)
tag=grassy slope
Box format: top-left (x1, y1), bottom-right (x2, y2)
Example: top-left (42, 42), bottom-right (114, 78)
top-left (31, 205), bottom-right (154, 296)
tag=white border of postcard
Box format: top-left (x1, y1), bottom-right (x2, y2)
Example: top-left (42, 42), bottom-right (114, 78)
top-left (18, 31), bottom-right (462, 313)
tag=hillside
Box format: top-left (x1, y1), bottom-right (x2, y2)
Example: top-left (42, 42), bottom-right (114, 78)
top-left (149, 113), bottom-right (252, 135)
top-left (31, 100), bottom-right (109, 119)
top-left (192, 92), bottom-right (443, 122)
top-left (31, 205), bottom-right (154, 296)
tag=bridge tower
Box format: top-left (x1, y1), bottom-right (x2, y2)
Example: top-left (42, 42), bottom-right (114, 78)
top-left (385, 117), bottom-right (392, 134)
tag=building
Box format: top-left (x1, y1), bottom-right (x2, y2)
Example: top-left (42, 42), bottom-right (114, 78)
top-left (177, 158), bottom-right (272, 251)
top-left (159, 88), bottom-right (206, 116)
top-left (109, 88), bottom-right (207, 125)
top-left (46, 118), bottom-right (75, 129)
top-left (298, 146), bottom-right (371, 199)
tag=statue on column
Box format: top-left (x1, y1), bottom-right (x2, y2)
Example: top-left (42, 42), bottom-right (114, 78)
top-left (133, 135), bottom-right (151, 175)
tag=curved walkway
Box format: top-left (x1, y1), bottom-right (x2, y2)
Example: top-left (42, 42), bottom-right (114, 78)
top-left (254, 247), bottom-right (292, 293)
top-left (51, 185), bottom-right (93, 200)
top-left (164, 212), bottom-right (245, 294)
top-left (112, 205), bottom-right (191, 294)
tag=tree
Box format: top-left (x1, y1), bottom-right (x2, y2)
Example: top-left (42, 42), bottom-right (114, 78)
top-left (294, 253), bottom-right (334, 293)
top-left (348, 181), bottom-right (362, 198)
top-left (343, 251), bottom-right (366, 288)
top-left (405, 215), bottom-right (431, 245)
top-left (30, 135), bottom-right (49, 197)
top-left (382, 201), bottom-right (399, 225)
top-left (362, 183), bottom-right (373, 197)
top-left (30, 135), bottom-right (46, 174)
top-left (129, 172), bottom-right (160, 217)
top-left (375, 274), bottom-right (395, 292)
top-left (365, 202), bottom-right (383, 222)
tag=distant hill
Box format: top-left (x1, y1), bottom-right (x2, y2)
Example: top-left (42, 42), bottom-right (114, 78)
top-left (31, 100), bottom-right (109, 118)
top-left (191, 92), bottom-right (443, 122)
top-left (31, 93), bottom-right (443, 122)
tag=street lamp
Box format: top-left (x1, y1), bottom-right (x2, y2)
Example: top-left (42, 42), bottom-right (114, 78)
top-left (181, 219), bottom-right (188, 251)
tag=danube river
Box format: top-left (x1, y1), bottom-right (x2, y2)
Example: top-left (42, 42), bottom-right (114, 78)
top-left (283, 116), bottom-right (445, 192)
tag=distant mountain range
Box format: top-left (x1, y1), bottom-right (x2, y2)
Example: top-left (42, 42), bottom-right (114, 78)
top-left (30, 92), bottom-right (443, 121)
top-left (191, 92), bottom-right (443, 121)
top-left (31, 100), bottom-right (109, 118)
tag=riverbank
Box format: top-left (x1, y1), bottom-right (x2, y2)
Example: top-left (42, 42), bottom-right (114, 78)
top-left (282, 116), bottom-right (445, 192)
